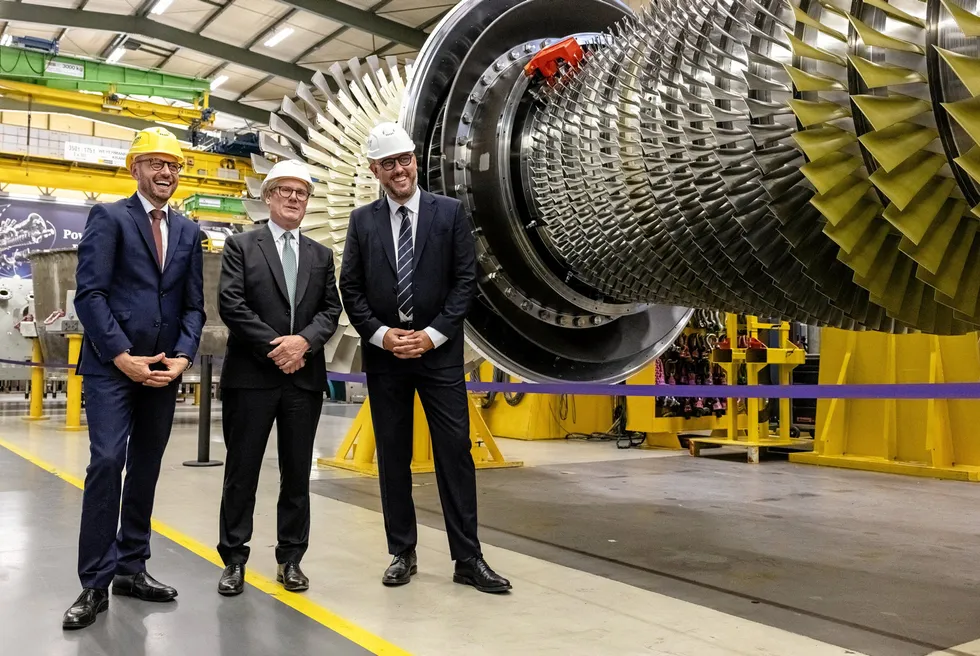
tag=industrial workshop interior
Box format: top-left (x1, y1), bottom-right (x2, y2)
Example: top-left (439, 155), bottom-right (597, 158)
top-left (6, 0), bottom-right (980, 654)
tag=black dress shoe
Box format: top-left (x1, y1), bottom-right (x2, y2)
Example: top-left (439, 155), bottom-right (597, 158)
top-left (453, 557), bottom-right (512, 593)
top-left (218, 564), bottom-right (245, 596)
top-left (277, 562), bottom-right (309, 592)
top-left (63, 588), bottom-right (109, 630)
top-left (112, 571), bottom-right (177, 602)
top-left (382, 551), bottom-right (417, 586)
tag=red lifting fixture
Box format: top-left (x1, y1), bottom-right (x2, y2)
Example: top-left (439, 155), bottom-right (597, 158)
top-left (523, 37), bottom-right (585, 84)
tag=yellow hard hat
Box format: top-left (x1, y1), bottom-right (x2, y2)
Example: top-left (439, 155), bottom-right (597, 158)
top-left (126, 127), bottom-right (185, 169)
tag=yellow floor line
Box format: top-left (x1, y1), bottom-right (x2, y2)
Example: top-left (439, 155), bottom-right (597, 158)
top-left (0, 435), bottom-right (411, 656)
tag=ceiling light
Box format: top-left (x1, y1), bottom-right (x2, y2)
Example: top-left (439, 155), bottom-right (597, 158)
top-left (150, 0), bottom-right (173, 14)
top-left (263, 27), bottom-right (294, 48)
top-left (210, 75), bottom-right (228, 91)
top-left (107, 47), bottom-right (125, 63)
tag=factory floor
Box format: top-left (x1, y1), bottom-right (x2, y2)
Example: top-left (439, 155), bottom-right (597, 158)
top-left (1, 396), bottom-right (979, 656)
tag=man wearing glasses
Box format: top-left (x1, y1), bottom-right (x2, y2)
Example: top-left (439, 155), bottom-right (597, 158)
top-left (339, 122), bottom-right (511, 593)
top-left (215, 159), bottom-right (342, 596)
top-left (64, 127), bottom-right (206, 629)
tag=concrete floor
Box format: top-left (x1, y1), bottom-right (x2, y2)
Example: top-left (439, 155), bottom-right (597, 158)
top-left (0, 446), bottom-right (368, 656)
top-left (2, 394), bottom-right (980, 656)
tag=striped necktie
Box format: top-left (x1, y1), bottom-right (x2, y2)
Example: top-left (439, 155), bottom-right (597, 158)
top-left (396, 206), bottom-right (414, 322)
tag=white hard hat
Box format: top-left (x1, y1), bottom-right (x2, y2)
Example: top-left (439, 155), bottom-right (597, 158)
top-left (260, 159), bottom-right (314, 197)
top-left (366, 122), bottom-right (416, 160)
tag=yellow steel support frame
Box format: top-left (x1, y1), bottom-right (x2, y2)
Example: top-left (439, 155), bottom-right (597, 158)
top-left (0, 152), bottom-right (248, 200)
top-left (319, 392), bottom-right (522, 476)
top-left (687, 314), bottom-right (807, 463)
top-left (22, 338), bottom-right (48, 422)
top-left (625, 363), bottom-right (747, 449)
top-left (472, 362), bottom-right (613, 440)
top-left (0, 80), bottom-right (211, 126)
top-left (791, 328), bottom-right (980, 481)
top-left (63, 334), bottom-right (85, 432)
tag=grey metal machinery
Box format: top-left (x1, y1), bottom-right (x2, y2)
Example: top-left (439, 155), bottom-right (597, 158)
top-left (263, 0), bottom-right (980, 382)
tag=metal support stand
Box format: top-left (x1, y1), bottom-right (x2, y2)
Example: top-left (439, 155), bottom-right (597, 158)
top-left (22, 338), bottom-right (49, 422)
top-left (183, 355), bottom-right (222, 467)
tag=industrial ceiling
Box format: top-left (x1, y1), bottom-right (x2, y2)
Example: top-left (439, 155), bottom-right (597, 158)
top-left (0, 0), bottom-right (455, 130)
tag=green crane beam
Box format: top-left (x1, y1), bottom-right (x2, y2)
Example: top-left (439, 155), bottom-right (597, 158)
top-left (0, 44), bottom-right (209, 102)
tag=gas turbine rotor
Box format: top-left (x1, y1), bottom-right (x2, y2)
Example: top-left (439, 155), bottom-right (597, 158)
top-left (255, 0), bottom-right (980, 383)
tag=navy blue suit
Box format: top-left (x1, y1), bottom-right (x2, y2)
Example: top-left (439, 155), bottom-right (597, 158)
top-left (73, 193), bottom-right (205, 589)
top-left (339, 189), bottom-right (481, 560)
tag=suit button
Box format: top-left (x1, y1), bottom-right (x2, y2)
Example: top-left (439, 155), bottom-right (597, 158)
top-left (160, 292), bottom-right (166, 297)
top-left (154, 321), bottom-right (161, 327)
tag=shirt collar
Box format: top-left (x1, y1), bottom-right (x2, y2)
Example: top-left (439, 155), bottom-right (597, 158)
top-left (386, 186), bottom-right (421, 218)
top-left (267, 219), bottom-right (300, 242)
top-left (136, 191), bottom-right (169, 220)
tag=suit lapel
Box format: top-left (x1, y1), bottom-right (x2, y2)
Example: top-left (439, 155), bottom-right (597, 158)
top-left (126, 195), bottom-right (160, 271)
top-left (257, 225), bottom-right (290, 303)
top-left (294, 236), bottom-right (313, 306)
top-left (372, 199), bottom-right (397, 273)
top-left (163, 207), bottom-right (184, 272)
top-left (413, 191), bottom-right (436, 268)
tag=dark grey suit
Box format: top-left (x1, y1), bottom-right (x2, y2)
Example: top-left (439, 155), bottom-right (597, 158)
top-left (216, 223), bottom-right (342, 566)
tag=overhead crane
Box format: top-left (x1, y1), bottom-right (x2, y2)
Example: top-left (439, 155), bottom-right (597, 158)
top-left (0, 150), bottom-right (252, 201)
top-left (0, 44), bottom-right (213, 127)
top-left (0, 43), bottom-right (251, 200)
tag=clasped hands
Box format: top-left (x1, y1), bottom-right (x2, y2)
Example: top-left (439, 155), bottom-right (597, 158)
top-left (114, 352), bottom-right (188, 387)
top-left (268, 335), bottom-right (309, 374)
top-left (383, 328), bottom-right (434, 359)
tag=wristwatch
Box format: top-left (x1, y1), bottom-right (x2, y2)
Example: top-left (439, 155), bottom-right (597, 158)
top-left (175, 352), bottom-right (193, 370)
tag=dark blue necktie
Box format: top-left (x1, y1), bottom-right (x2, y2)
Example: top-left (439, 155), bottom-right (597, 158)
top-left (396, 206), bottom-right (414, 322)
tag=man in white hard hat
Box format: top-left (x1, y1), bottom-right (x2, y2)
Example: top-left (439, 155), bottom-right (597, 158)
top-left (65, 127), bottom-right (205, 629)
top-left (215, 159), bottom-right (342, 596)
top-left (339, 122), bottom-right (511, 593)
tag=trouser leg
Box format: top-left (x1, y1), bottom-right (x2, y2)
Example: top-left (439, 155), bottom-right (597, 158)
top-left (366, 372), bottom-right (417, 555)
top-left (114, 382), bottom-right (179, 575)
top-left (78, 375), bottom-right (135, 589)
top-left (274, 383), bottom-right (322, 564)
top-left (416, 366), bottom-right (481, 561)
top-left (217, 387), bottom-right (279, 565)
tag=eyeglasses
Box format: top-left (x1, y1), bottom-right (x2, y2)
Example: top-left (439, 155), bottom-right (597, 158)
top-left (137, 157), bottom-right (182, 174)
top-left (380, 153), bottom-right (414, 171)
top-left (274, 186), bottom-right (310, 201)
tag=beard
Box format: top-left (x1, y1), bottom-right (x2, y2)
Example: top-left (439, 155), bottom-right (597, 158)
top-left (383, 170), bottom-right (417, 202)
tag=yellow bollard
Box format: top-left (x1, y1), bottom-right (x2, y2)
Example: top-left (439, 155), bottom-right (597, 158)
top-left (64, 333), bottom-right (85, 432)
top-left (22, 338), bottom-right (49, 422)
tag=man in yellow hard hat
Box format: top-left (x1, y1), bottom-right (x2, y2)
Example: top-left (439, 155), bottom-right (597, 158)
top-left (63, 126), bottom-right (206, 630)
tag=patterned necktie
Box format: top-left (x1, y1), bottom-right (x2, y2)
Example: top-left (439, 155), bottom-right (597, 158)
top-left (149, 209), bottom-right (165, 270)
top-left (396, 206), bottom-right (414, 322)
top-left (281, 231), bottom-right (297, 332)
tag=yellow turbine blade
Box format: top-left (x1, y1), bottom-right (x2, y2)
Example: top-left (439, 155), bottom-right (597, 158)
top-left (900, 199), bottom-right (967, 274)
top-left (851, 94), bottom-right (932, 131)
top-left (934, 46), bottom-right (980, 96)
top-left (788, 98), bottom-right (851, 127)
top-left (858, 122), bottom-right (938, 172)
top-left (847, 54), bottom-right (926, 88)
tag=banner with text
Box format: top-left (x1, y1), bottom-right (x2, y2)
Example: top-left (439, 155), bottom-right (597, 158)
top-left (0, 199), bottom-right (89, 278)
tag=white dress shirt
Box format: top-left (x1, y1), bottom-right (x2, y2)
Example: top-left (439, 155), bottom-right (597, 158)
top-left (267, 220), bottom-right (300, 266)
top-left (137, 192), bottom-right (169, 267)
top-left (369, 186), bottom-right (448, 350)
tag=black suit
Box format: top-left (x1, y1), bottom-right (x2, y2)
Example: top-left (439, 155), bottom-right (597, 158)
top-left (216, 223), bottom-right (341, 566)
top-left (339, 188), bottom-right (481, 561)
